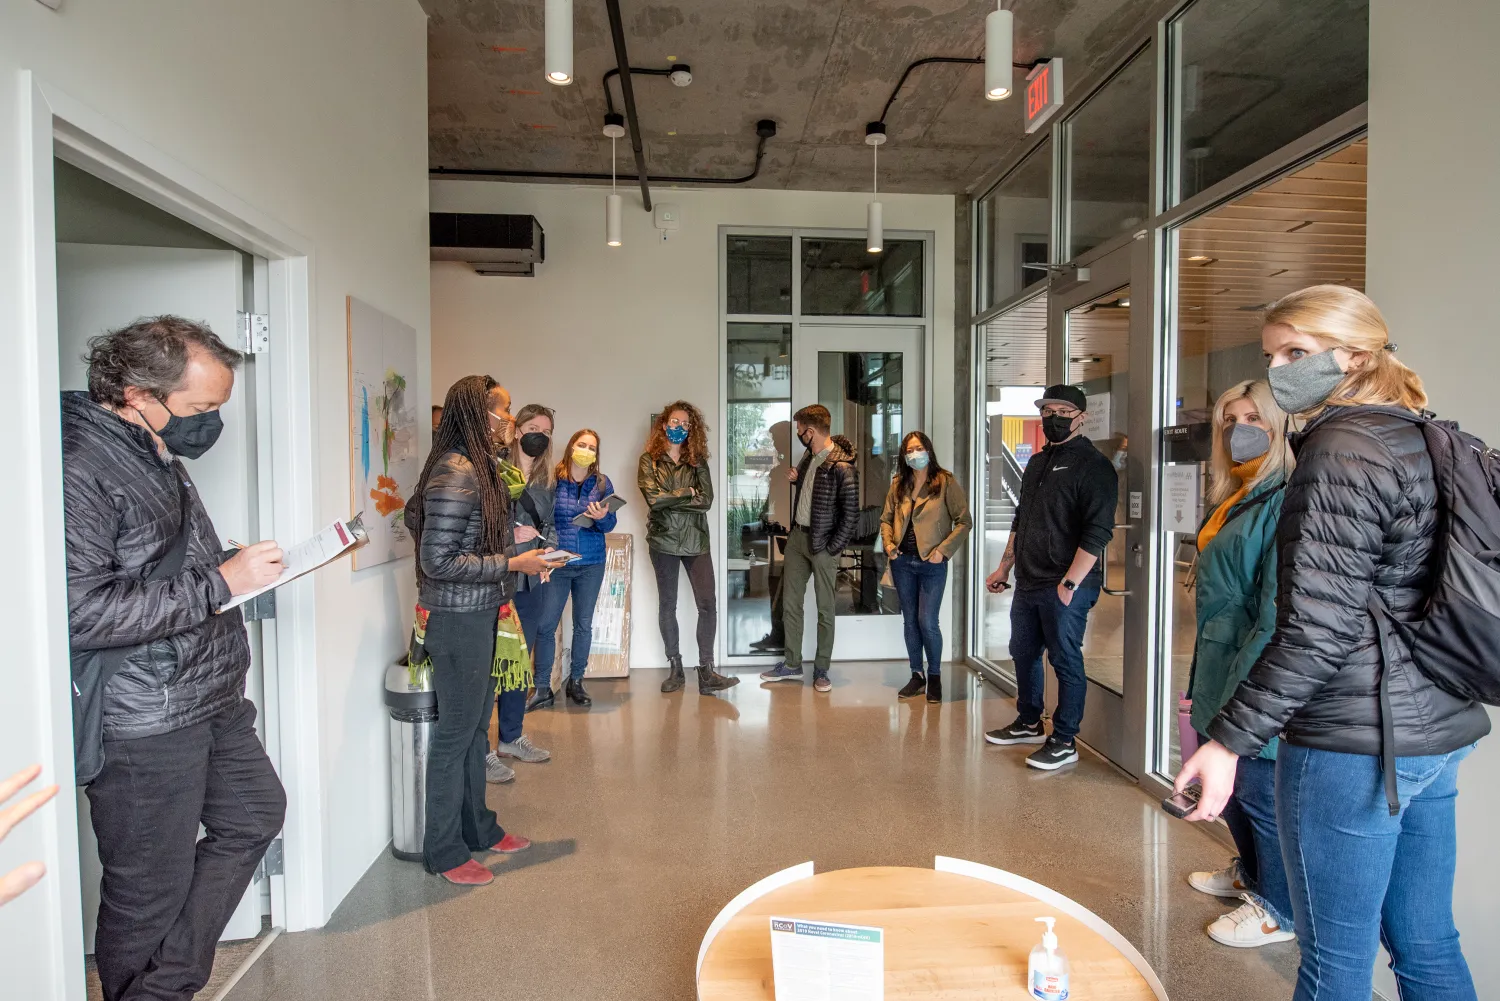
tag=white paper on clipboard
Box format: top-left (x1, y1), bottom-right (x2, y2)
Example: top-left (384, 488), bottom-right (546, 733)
top-left (220, 514), bottom-right (368, 611)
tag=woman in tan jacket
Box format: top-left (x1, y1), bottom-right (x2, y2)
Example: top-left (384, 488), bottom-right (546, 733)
top-left (880, 431), bottom-right (973, 703)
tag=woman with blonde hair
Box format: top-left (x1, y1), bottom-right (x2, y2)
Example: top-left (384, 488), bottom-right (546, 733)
top-left (1176, 286), bottom-right (1487, 998)
top-left (638, 401), bottom-right (737, 695)
top-left (1181, 380), bottom-right (1297, 948)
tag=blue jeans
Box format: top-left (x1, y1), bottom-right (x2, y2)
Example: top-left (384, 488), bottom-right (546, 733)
top-left (890, 553), bottom-right (947, 676)
top-left (531, 560), bottom-right (608, 688)
top-left (493, 586), bottom-right (553, 743)
top-left (1008, 584), bottom-right (1099, 743)
top-left (1221, 755), bottom-right (1293, 930)
top-left (1277, 743), bottom-right (1477, 1001)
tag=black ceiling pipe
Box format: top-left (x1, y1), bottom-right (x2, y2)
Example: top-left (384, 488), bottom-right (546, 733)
top-left (603, 0), bottom-right (652, 211)
top-left (430, 119), bottom-right (778, 186)
top-left (878, 55), bottom-right (1048, 125)
top-left (603, 66), bottom-right (671, 115)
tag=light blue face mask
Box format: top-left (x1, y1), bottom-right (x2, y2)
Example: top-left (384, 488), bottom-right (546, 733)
top-left (665, 425), bottom-right (689, 445)
top-left (906, 450), bottom-right (930, 470)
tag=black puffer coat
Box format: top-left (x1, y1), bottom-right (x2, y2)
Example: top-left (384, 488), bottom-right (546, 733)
top-left (408, 447), bottom-right (517, 612)
top-left (792, 435), bottom-right (860, 555)
top-left (61, 392), bottom-right (248, 741)
top-left (1207, 406), bottom-right (1491, 759)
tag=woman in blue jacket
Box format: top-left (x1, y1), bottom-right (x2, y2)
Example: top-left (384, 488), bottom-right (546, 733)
top-left (1184, 380), bottom-right (1297, 948)
top-left (526, 429), bottom-right (618, 710)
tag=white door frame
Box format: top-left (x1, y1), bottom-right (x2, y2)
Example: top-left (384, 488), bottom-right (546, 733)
top-left (18, 74), bottom-right (326, 990)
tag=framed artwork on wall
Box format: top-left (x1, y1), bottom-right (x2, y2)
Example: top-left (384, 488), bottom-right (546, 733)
top-left (347, 295), bottom-right (418, 569)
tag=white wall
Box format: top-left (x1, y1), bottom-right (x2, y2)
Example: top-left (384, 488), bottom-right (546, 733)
top-left (1367, 0), bottom-right (1500, 995)
top-left (430, 181), bottom-right (956, 669)
top-left (0, 2), bottom-right (430, 994)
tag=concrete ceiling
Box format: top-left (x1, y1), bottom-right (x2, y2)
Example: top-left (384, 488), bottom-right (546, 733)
top-left (424, 0), bottom-right (1165, 194)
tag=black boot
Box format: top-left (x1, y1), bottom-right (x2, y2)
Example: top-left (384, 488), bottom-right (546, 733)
top-left (697, 661), bottom-right (740, 694)
top-left (926, 674), bottom-right (943, 704)
top-left (525, 687), bottom-right (555, 712)
top-left (898, 673), bottom-right (925, 699)
top-left (565, 678), bottom-right (592, 707)
top-left (661, 656), bottom-right (686, 693)
top-left (749, 633), bottom-right (783, 652)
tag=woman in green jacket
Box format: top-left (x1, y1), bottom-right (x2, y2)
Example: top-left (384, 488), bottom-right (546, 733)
top-left (1184, 379), bottom-right (1297, 949)
top-left (638, 401), bottom-right (738, 696)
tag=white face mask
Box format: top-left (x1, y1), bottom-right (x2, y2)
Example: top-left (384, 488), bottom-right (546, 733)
top-left (905, 450), bottom-right (930, 470)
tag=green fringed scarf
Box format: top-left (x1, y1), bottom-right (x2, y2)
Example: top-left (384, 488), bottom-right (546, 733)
top-left (496, 457), bottom-right (526, 500)
top-left (406, 601), bottom-right (533, 694)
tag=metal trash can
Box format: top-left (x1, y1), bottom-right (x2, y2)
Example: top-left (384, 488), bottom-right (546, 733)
top-left (385, 660), bottom-right (436, 862)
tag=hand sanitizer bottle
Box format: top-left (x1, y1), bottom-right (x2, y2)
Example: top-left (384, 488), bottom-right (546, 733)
top-left (1029, 916), bottom-right (1071, 1000)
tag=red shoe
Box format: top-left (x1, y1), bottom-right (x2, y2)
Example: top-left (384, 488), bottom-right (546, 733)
top-left (491, 833), bottom-right (531, 854)
top-left (439, 860), bottom-right (494, 886)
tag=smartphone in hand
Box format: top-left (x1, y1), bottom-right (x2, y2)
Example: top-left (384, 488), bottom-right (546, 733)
top-left (1161, 785), bottom-right (1202, 819)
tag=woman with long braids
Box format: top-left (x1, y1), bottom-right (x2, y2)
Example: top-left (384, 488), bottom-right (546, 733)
top-left (638, 401), bottom-right (738, 695)
top-left (403, 376), bottom-right (559, 886)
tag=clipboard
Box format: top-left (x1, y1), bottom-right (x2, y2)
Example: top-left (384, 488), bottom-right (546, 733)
top-left (570, 493), bottom-right (627, 527)
top-left (220, 513), bottom-right (369, 611)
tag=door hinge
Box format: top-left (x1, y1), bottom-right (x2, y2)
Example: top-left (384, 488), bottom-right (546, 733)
top-left (238, 312), bottom-right (270, 354)
top-left (256, 838), bottom-right (285, 881)
top-left (241, 590), bottom-right (276, 621)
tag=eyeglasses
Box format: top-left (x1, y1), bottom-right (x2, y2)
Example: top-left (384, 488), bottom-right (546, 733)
top-left (666, 418), bottom-right (692, 430)
top-left (1040, 407), bottom-right (1080, 419)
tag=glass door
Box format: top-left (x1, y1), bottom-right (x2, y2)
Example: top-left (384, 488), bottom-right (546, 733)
top-left (790, 324), bottom-right (924, 661)
top-left (1046, 244), bottom-right (1140, 769)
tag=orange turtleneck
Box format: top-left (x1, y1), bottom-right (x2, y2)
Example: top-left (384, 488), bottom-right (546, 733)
top-left (1197, 455), bottom-right (1265, 552)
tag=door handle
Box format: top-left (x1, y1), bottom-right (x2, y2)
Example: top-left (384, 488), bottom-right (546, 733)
top-left (1102, 523), bottom-right (1133, 597)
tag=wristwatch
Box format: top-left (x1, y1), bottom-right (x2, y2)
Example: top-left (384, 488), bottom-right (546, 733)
top-left (1062, 579), bottom-right (1078, 591)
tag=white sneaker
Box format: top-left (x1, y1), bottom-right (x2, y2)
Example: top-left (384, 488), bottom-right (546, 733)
top-left (484, 751), bottom-right (515, 784)
top-left (1207, 896), bottom-right (1296, 948)
top-left (1188, 861), bottom-right (1248, 899)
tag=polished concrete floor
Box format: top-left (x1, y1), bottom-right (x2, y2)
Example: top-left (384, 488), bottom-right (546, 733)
top-left (224, 664), bottom-right (1297, 1001)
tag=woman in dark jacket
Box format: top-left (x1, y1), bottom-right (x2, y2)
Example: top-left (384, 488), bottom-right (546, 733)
top-left (405, 376), bottom-right (555, 885)
top-left (638, 401), bottom-right (737, 695)
top-left (1176, 287), bottom-right (1489, 999)
top-left (1182, 380), bottom-right (1296, 949)
top-left (526, 428), bottom-right (619, 710)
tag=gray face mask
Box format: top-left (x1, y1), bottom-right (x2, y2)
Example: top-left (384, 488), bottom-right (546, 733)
top-left (1267, 350), bottom-right (1345, 414)
top-left (1228, 422), bottom-right (1271, 464)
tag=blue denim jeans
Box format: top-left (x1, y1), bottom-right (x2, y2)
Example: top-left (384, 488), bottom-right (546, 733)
top-left (890, 553), bottom-right (948, 676)
top-left (1277, 743), bottom-right (1477, 1001)
top-left (532, 560), bottom-right (608, 688)
top-left (1008, 584), bottom-right (1099, 743)
top-left (493, 586), bottom-right (553, 743)
top-left (1221, 755), bottom-right (1293, 930)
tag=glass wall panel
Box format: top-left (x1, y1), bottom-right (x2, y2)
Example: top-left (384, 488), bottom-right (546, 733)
top-left (974, 294), bottom-right (1048, 674)
top-left (725, 323), bottom-right (793, 656)
top-left (1157, 139), bottom-right (1366, 776)
top-left (1171, 0), bottom-right (1368, 203)
top-left (1066, 49), bottom-right (1154, 260)
top-left (726, 235), bottom-right (793, 315)
top-left (975, 142), bottom-right (1051, 312)
top-left (800, 239), bottom-right (923, 317)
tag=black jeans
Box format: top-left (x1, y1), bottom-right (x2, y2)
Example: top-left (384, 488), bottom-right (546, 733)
top-left (86, 698), bottom-right (285, 1001)
top-left (649, 550), bottom-right (716, 665)
top-left (423, 607), bottom-right (507, 873)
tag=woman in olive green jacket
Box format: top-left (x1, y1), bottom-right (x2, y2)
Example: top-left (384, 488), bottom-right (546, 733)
top-left (879, 431), bottom-right (972, 703)
top-left (1184, 380), bottom-right (1296, 949)
top-left (638, 401), bottom-right (737, 696)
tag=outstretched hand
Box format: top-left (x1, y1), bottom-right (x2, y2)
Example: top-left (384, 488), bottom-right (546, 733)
top-left (0, 765), bottom-right (59, 908)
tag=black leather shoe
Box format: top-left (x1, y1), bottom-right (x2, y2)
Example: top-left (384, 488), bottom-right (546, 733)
top-left (926, 675), bottom-right (942, 704)
top-left (749, 634), bottom-right (783, 652)
top-left (565, 678), bottom-right (592, 707)
top-left (898, 673), bottom-right (925, 699)
top-left (525, 688), bottom-right (555, 712)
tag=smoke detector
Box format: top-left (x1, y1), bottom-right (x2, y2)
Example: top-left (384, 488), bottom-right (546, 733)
top-left (669, 65), bottom-right (693, 87)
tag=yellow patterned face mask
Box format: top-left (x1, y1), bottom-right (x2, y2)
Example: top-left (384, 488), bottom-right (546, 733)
top-left (407, 601), bottom-right (533, 696)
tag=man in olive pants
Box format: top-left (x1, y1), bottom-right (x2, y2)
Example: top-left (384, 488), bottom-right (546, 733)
top-left (760, 405), bottom-right (859, 692)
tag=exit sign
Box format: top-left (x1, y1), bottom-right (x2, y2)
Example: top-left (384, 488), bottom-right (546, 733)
top-left (1024, 59), bottom-right (1064, 134)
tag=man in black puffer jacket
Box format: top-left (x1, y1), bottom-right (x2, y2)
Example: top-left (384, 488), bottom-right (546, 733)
top-left (761, 404), bottom-right (858, 692)
top-left (65, 317), bottom-right (286, 1001)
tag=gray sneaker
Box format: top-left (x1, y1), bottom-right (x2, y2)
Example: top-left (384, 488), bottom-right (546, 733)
top-left (495, 734), bottom-right (551, 763)
top-left (759, 662), bottom-right (804, 682)
top-left (484, 751), bottom-right (516, 784)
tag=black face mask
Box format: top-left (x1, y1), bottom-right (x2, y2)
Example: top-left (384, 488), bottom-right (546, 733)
top-left (519, 431), bottom-right (550, 458)
top-left (139, 400), bottom-right (224, 460)
top-left (797, 429), bottom-right (814, 449)
top-left (1041, 415), bottom-right (1076, 445)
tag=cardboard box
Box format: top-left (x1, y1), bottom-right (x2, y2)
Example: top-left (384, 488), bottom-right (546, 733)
top-left (547, 532), bottom-right (633, 686)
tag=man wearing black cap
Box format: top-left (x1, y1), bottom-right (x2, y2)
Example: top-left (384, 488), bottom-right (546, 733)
top-left (982, 384), bottom-right (1117, 770)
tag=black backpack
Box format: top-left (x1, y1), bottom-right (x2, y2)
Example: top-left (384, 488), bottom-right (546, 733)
top-left (1366, 409), bottom-right (1500, 706)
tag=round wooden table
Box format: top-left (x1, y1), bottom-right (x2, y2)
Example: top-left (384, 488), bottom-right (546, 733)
top-left (697, 866), bottom-right (1161, 1000)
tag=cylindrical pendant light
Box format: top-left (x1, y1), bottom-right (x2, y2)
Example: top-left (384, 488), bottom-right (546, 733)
top-left (985, 4), bottom-right (1013, 101)
top-left (545, 0), bottom-right (573, 85)
top-left (865, 122), bottom-right (886, 254)
top-left (605, 193), bottom-right (622, 247)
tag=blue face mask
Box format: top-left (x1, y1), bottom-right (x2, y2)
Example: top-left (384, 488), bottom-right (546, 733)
top-left (906, 450), bottom-right (930, 470)
top-left (665, 425), bottom-right (689, 445)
